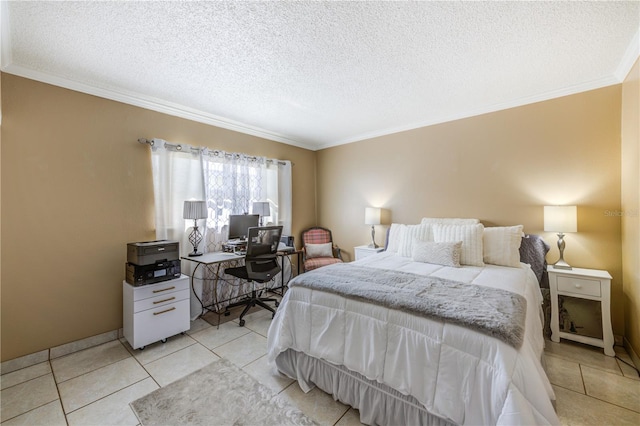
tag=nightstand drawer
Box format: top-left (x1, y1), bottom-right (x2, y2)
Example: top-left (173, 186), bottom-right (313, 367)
top-left (557, 276), bottom-right (601, 297)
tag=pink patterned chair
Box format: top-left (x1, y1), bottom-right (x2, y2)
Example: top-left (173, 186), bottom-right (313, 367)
top-left (301, 227), bottom-right (343, 272)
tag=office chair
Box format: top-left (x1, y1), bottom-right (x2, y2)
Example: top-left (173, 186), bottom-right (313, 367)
top-left (224, 226), bottom-right (283, 326)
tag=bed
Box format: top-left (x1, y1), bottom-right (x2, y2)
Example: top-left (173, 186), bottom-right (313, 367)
top-left (267, 219), bottom-right (559, 425)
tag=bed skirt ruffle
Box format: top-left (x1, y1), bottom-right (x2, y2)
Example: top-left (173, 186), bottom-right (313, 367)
top-left (275, 349), bottom-right (455, 426)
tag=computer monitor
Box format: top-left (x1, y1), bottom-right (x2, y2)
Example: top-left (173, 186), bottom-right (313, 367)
top-left (227, 214), bottom-right (259, 241)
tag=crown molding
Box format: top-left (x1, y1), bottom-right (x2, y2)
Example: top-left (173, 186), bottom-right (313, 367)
top-left (0, 57), bottom-right (630, 153)
top-left (0, 64), bottom-right (319, 151)
top-left (316, 75), bottom-right (621, 150)
top-left (615, 26), bottom-right (640, 82)
top-left (0, 1), bottom-right (12, 69)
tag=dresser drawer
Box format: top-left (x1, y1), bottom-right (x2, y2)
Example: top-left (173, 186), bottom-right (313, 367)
top-left (132, 277), bottom-right (189, 302)
top-left (131, 298), bottom-right (190, 349)
top-left (133, 288), bottom-right (190, 313)
top-left (557, 276), bottom-right (601, 297)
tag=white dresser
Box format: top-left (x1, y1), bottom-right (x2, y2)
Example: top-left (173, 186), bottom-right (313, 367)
top-left (123, 275), bottom-right (190, 350)
top-left (548, 266), bottom-right (614, 356)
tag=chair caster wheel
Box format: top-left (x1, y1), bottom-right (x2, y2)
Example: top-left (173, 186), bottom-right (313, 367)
top-left (161, 338), bottom-right (167, 343)
top-left (239, 319), bottom-right (245, 327)
top-left (224, 311), bottom-right (231, 316)
top-left (139, 346), bottom-right (145, 350)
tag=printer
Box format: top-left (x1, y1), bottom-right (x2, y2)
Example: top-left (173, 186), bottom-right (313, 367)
top-left (125, 240), bottom-right (181, 286)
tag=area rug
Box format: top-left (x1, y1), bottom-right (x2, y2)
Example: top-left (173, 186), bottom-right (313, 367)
top-left (130, 358), bottom-right (316, 425)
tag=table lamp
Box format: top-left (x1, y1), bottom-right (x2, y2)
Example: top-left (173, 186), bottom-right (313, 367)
top-left (184, 200), bottom-right (208, 256)
top-left (252, 201), bottom-right (271, 226)
top-left (544, 205), bottom-right (577, 270)
top-left (365, 207), bottom-right (381, 248)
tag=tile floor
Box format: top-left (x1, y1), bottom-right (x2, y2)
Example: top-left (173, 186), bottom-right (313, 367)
top-left (1, 309), bottom-right (639, 425)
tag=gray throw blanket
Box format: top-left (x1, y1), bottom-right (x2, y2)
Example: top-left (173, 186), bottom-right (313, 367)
top-left (289, 263), bottom-right (527, 348)
top-left (519, 234), bottom-right (550, 287)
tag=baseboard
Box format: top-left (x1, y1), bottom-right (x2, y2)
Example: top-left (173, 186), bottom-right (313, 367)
top-left (1, 328), bottom-right (123, 375)
top-left (623, 336), bottom-right (640, 370)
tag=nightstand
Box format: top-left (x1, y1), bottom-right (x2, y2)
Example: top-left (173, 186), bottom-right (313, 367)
top-left (548, 266), bottom-right (614, 356)
top-left (354, 245), bottom-right (384, 261)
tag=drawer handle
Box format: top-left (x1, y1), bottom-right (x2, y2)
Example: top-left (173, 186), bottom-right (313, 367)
top-left (153, 307), bottom-right (176, 316)
top-left (574, 284), bottom-right (583, 289)
top-left (153, 286), bottom-right (175, 293)
top-left (153, 297), bottom-right (175, 305)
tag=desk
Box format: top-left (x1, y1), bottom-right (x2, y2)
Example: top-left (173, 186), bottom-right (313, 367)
top-left (181, 250), bottom-right (302, 319)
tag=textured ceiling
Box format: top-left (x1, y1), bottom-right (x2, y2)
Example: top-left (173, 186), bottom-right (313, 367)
top-left (2, 1), bottom-right (639, 150)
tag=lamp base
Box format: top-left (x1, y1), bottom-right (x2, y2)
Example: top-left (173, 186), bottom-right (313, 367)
top-left (368, 243), bottom-right (379, 249)
top-left (188, 251), bottom-right (203, 257)
top-left (552, 260), bottom-right (572, 270)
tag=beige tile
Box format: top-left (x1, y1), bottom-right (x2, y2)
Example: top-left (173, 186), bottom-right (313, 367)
top-left (335, 408), bottom-right (364, 426)
top-left (243, 309), bottom-right (275, 337)
top-left (618, 358), bottom-right (640, 381)
top-left (51, 340), bottom-right (131, 383)
top-left (242, 355), bottom-right (294, 394)
top-left (50, 330), bottom-right (118, 359)
top-left (144, 343), bottom-right (219, 387)
top-left (189, 320), bottom-right (251, 350)
top-left (66, 377), bottom-right (159, 426)
top-left (278, 382), bottom-right (350, 425)
top-left (553, 385), bottom-right (640, 425)
top-left (213, 331), bottom-right (268, 368)
top-left (0, 350), bottom-right (49, 375)
top-left (582, 365), bottom-right (640, 413)
top-left (1, 362), bottom-right (52, 391)
top-left (1, 400), bottom-right (66, 426)
top-left (545, 340), bottom-right (621, 375)
top-left (543, 354), bottom-right (584, 393)
top-left (0, 374), bottom-right (59, 422)
top-left (186, 318), bottom-right (213, 335)
top-left (58, 357), bottom-right (148, 414)
top-left (614, 349), bottom-right (640, 381)
top-left (121, 333), bottom-right (197, 365)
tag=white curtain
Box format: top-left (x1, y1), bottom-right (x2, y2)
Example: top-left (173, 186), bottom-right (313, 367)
top-left (151, 140), bottom-right (205, 255)
top-left (150, 139), bottom-right (291, 250)
top-left (149, 138), bottom-right (292, 317)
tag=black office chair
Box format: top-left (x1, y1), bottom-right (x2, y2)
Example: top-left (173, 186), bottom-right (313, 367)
top-left (224, 226), bottom-right (283, 326)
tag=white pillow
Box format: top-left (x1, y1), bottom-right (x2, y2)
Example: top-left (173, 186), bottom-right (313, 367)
top-left (483, 225), bottom-right (524, 267)
top-left (433, 223), bottom-right (485, 266)
top-left (421, 217), bottom-right (480, 225)
top-left (412, 240), bottom-right (462, 267)
top-left (305, 243), bottom-right (333, 259)
top-left (385, 223), bottom-right (405, 253)
top-left (398, 223), bottom-right (433, 257)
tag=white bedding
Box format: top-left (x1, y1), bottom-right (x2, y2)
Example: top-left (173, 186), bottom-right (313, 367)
top-left (267, 251), bottom-right (559, 425)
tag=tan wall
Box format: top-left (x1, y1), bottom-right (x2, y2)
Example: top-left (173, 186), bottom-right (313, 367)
top-left (621, 58), bottom-right (640, 360)
top-left (317, 86), bottom-right (624, 336)
top-left (0, 73), bottom-right (317, 361)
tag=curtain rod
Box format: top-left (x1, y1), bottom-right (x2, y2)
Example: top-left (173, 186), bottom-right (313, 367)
top-left (138, 138), bottom-right (291, 166)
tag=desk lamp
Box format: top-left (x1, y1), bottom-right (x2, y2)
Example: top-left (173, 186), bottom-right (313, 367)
top-left (544, 205), bottom-right (577, 269)
top-left (252, 201), bottom-right (271, 226)
top-left (184, 201), bottom-right (208, 257)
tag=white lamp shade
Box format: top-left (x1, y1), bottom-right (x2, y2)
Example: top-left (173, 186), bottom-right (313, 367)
top-left (544, 205), bottom-right (577, 233)
top-left (252, 201), bottom-right (271, 217)
top-left (183, 201), bottom-right (208, 220)
top-left (365, 207), bottom-right (381, 225)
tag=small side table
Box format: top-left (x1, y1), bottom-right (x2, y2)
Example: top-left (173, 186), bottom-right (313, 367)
top-left (354, 245), bottom-right (385, 261)
top-left (548, 266), bottom-right (614, 356)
